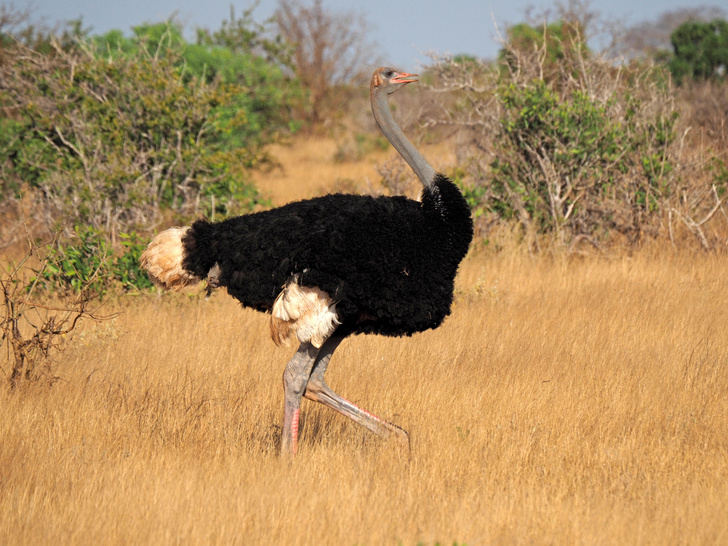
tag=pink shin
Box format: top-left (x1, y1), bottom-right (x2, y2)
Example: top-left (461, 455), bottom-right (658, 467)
top-left (291, 409), bottom-right (301, 453)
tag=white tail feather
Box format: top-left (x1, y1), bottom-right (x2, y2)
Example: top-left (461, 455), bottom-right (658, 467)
top-left (140, 227), bottom-right (200, 291)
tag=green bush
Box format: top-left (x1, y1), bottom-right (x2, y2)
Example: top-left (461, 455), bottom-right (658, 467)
top-left (95, 20), bottom-right (302, 156)
top-left (0, 17), bottom-right (299, 233)
top-left (429, 29), bottom-right (682, 249)
top-left (668, 19), bottom-right (728, 84)
top-left (33, 226), bottom-right (154, 295)
top-left (484, 79), bottom-right (676, 241)
top-left (500, 19), bottom-right (589, 83)
top-left (1, 41), bottom-right (263, 229)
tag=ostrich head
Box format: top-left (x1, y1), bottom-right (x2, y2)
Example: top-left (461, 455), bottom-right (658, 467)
top-left (371, 67), bottom-right (418, 95)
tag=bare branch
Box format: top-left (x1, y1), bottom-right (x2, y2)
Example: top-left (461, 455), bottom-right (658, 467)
top-left (275, 0), bottom-right (381, 125)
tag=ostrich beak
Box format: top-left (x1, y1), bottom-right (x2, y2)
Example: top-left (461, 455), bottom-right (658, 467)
top-left (391, 72), bottom-right (418, 85)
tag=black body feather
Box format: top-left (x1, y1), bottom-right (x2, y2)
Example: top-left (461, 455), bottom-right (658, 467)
top-left (182, 173), bottom-right (473, 338)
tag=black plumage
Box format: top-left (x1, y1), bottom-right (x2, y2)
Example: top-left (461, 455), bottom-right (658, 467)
top-left (182, 173), bottom-right (473, 338)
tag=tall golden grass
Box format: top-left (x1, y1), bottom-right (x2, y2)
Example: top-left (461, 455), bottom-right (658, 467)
top-left (1, 139), bottom-right (727, 545)
top-left (254, 136), bottom-right (455, 205)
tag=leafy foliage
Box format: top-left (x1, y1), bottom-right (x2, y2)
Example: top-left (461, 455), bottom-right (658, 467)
top-left (32, 226), bottom-right (153, 295)
top-left (428, 20), bottom-right (684, 249)
top-left (668, 19), bottom-right (728, 83)
top-left (0, 19), bottom-right (300, 233)
top-left (485, 79), bottom-right (676, 242)
top-left (501, 19), bottom-right (590, 83)
top-left (97, 18), bottom-right (303, 151)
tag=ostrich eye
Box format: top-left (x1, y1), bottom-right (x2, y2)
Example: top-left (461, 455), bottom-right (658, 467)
top-left (385, 70), bottom-right (394, 78)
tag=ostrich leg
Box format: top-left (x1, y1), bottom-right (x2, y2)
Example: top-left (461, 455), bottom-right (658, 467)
top-left (281, 342), bottom-right (319, 456)
top-left (304, 334), bottom-right (410, 451)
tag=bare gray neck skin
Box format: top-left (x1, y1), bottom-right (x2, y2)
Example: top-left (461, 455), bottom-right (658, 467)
top-left (371, 89), bottom-right (437, 188)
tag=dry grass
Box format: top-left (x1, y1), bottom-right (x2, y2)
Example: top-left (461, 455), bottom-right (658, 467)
top-left (254, 136), bottom-right (455, 205)
top-left (2, 138), bottom-right (727, 545)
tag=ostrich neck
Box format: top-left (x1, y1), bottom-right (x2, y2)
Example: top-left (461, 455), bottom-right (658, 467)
top-left (371, 90), bottom-right (436, 188)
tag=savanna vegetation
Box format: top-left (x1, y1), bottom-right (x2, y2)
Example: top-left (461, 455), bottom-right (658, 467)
top-left (1, 1), bottom-right (727, 544)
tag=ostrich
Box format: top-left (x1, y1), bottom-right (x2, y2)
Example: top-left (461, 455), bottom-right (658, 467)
top-left (140, 67), bottom-right (474, 456)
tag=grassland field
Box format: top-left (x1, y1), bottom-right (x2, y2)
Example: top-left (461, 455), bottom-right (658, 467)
top-left (1, 137), bottom-right (727, 545)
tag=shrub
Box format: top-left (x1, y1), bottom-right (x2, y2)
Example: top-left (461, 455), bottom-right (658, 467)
top-left (426, 17), bottom-right (692, 250)
top-left (1, 228), bottom-right (115, 387)
top-left (0, 39), bottom-right (266, 231)
top-left (485, 77), bottom-right (677, 245)
top-left (0, 16), bottom-right (302, 236)
top-left (668, 19), bottom-right (728, 84)
top-left (32, 226), bottom-right (154, 295)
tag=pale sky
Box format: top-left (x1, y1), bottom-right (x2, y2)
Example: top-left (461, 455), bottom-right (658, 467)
top-left (19, 0), bottom-right (728, 68)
